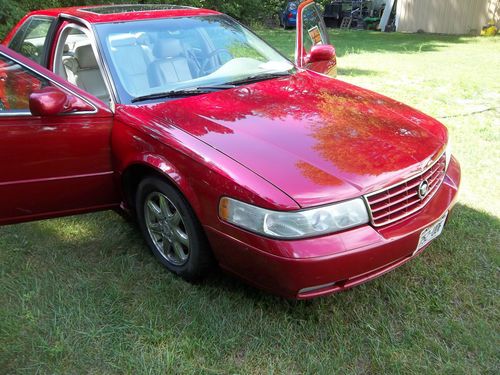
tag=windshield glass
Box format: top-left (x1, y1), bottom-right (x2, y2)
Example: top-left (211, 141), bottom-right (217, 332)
top-left (95, 16), bottom-right (294, 103)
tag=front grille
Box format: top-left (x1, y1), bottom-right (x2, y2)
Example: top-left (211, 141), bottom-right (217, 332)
top-left (365, 153), bottom-right (447, 227)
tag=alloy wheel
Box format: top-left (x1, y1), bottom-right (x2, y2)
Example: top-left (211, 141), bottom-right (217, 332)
top-left (144, 191), bottom-right (190, 266)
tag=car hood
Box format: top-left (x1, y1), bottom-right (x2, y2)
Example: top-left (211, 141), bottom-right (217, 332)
top-left (130, 71), bottom-right (447, 208)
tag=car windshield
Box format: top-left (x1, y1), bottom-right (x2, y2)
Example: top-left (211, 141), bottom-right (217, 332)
top-left (95, 15), bottom-right (294, 104)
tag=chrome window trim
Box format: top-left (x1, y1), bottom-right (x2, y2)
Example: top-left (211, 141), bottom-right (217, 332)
top-left (363, 150), bottom-right (447, 227)
top-left (0, 50), bottom-right (98, 117)
top-left (0, 111), bottom-right (33, 117)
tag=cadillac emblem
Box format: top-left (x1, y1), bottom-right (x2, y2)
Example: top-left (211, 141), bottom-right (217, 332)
top-left (418, 180), bottom-right (430, 200)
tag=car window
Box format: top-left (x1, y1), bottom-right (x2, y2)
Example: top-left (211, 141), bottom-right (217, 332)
top-left (53, 25), bottom-right (111, 105)
top-left (204, 21), bottom-right (267, 62)
top-left (0, 54), bottom-right (49, 113)
top-left (175, 28), bottom-right (206, 53)
top-left (95, 15), bottom-right (293, 103)
top-left (301, 3), bottom-right (330, 54)
top-left (9, 17), bottom-right (55, 65)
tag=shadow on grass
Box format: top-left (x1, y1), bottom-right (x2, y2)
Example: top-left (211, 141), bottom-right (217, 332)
top-left (260, 29), bottom-right (477, 59)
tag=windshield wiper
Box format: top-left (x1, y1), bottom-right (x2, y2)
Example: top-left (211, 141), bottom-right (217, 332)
top-left (132, 88), bottom-right (214, 103)
top-left (131, 73), bottom-right (292, 103)
top-left (224, 71), bottom-right (292, 86)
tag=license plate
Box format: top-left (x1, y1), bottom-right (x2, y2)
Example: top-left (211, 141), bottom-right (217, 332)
top-left (415, 212), bottom-right (448, 254)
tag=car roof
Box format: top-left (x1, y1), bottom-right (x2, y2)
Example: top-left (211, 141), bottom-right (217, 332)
top-left (26, 4), bottom-right (221, 24)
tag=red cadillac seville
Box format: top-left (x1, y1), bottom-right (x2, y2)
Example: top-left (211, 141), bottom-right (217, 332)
top-left (0, 2), bottom-right (460, 299)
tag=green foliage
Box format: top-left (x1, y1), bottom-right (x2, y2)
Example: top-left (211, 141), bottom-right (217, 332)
top-left (0, 0), bottom-right (25, 38)
top-left (0, 0), bottom-right (305, 39)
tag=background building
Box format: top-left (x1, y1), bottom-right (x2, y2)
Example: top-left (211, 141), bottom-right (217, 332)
top-left (393, 0), bottom-right (500, 34)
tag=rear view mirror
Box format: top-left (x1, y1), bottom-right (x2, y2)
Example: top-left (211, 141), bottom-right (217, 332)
top-left (29, 87), bottom-right (94, 116)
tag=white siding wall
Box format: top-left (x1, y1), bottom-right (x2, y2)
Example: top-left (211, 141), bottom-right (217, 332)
top-left (396, 0), bottom-right (499, 34)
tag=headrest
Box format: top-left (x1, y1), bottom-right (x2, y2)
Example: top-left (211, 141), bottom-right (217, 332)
top-left (153, 38), bottom-right (184, 59)
top-left (75, 44), bottom-right (98, 69)
top-left (136, 32), bottom-right (152, 46)
top-left (110, 35), bottom-right (137, 48)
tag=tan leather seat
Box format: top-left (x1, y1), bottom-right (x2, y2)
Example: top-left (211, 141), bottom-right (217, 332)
top-left (110, 36), bottom-right (150, 96)
top-left (148, 38), bottom-right (193, 87)
top-left (67, 45), bottom-right (109, 103)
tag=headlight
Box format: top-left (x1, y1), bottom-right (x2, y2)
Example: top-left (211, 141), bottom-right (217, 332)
top-left (445, 140), bottom-right (452, 170)
top-left (219, 197), bottom-right (369, 239)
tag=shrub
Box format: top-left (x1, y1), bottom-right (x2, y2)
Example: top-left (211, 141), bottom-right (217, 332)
top-left (0, 0), bottom-right (304, 37)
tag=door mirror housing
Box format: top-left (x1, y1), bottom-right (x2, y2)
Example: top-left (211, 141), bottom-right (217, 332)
top-left (307, 44), bottom-right (336, 63)
top-left (29, 87), bottom-right (94, 116)
top-left (296, 1), bottom-right (337, 77)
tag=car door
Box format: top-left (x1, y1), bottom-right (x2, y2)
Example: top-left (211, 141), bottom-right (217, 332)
top-left (296, 0), bottom-right (337, 77)
top-left (0, 46), bottom-right (119, 225)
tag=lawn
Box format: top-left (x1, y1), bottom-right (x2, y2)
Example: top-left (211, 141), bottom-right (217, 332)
top-left (1, 30), bottom-right (499, 374)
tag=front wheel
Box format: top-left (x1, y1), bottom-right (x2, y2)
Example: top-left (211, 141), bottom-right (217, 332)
top-left (136, 177), bottom-right (213, 281)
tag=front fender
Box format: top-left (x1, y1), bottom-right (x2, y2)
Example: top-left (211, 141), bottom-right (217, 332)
top-left (112, 110), bottom-right (300, 228)
top-left (118, 153), bottom-right (203, 218)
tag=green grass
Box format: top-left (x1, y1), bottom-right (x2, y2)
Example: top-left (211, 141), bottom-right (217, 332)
top-left (1, 30), bottom-right (499, 374)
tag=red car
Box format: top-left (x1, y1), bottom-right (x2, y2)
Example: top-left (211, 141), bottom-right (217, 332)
top-left (0, 2), bottom-right (460, 299)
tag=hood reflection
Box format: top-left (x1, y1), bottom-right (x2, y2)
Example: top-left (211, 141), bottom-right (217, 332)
top-left (136, 71), bottom-right (447, 206)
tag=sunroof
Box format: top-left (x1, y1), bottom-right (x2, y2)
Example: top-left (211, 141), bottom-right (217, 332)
top-left (81, 4), bottom-right (194, 15)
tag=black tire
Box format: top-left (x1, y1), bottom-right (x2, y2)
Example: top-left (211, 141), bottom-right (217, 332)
top-left (136, 176), bottom-right (213, 281)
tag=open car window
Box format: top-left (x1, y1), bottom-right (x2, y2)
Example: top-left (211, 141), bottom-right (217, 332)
top-left (53, 24), bottom-right (111, 105)
top-left (95, 15), bottom-right (294, 104)
top-left (296, 0), bottom-right (337, 77)
top-left (296, 1), bottom-right (330, 64)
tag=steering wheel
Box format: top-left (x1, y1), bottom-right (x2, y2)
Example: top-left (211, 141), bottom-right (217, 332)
top-left (186, 48), bottom-right (203, 76)
top-left (200, 49), bottom-right (234, 75)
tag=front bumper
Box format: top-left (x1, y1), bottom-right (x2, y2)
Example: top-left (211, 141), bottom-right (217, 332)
top-left (205, 157), bottom-right (461, 299)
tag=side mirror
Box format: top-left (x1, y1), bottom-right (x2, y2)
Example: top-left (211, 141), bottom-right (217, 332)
top-left (307, 44), bottom-right (336, 63)
top-left (29, 87), bottom-right (94, 116)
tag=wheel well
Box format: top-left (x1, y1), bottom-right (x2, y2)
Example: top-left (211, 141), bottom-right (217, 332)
top-left (122, 163), bottom-right (215, 264)
top-left (122, 164), bottom-right (173, 215)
